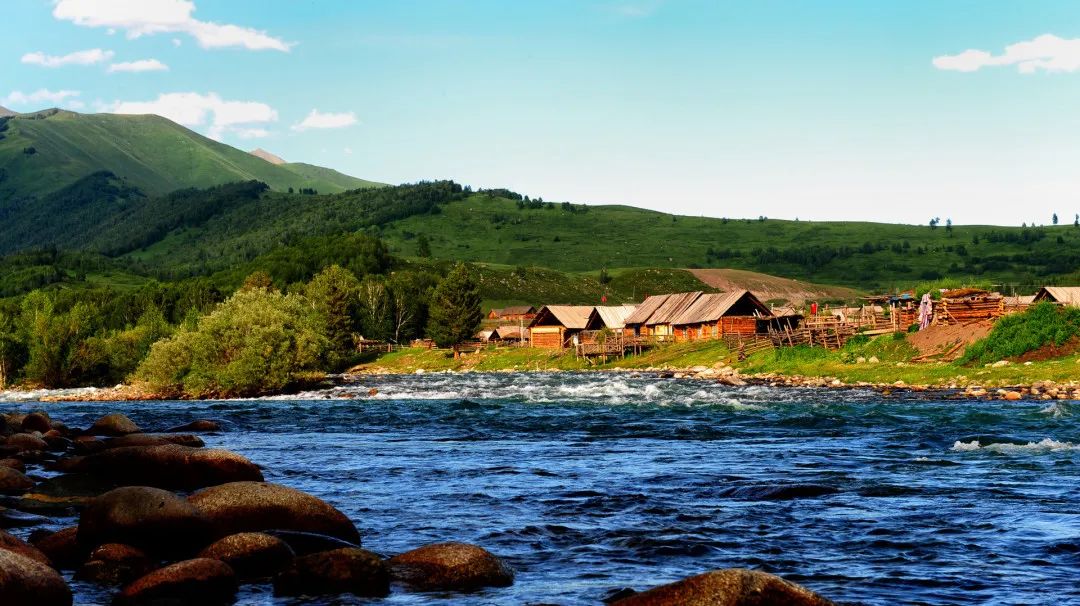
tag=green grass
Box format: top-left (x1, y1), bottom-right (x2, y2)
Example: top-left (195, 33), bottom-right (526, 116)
top-left (0, 109), bottom-right (380, 200)
top-left (961, 302), bottom-right (1080, 364)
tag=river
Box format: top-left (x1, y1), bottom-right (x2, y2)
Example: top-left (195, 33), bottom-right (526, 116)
top-left (3, 372), bottom-right (1079, 605)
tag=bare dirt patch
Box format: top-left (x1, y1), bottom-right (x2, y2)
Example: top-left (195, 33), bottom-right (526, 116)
top-left (1015, 337), bottom-right (1080, 363)
top-left (908, 321), bottom-right (993, 361)
top-left (687, 269), bottom-right (859, 305)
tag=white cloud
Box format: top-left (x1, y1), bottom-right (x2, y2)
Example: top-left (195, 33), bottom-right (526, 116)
top-left (933, 34), bottom-right (1080, 73)
top-left (4, 89), bottom-right (82, 108)
top-left (108, 59), bottom-right (169, 73)
top-left (21, 48), bottom-right (114, 68)
top-left (292, 109), bottom-right (358, 131)
top-left (234, 127), bottom-right (270, 139)
top-left (344, 147), bottom-right (353, 155)
top-left (105, 92), bottom-right (278, 140)
top-left (52, 0), bottom-right (291, 52)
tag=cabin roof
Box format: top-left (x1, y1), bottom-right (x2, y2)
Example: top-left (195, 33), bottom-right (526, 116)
top-left (627, 291), bottom-right (703, 326)
top-left (491, 305), bottom-right (536, 316)
top-left (491, 325), bottom-right (526, 339)
top-left (531, 305), bottom-right (596, 329)
top-left (672, 290), bottom-right (770, 325)
top-left (592, 305), bottom-right (638, 329)
top-left (624, 294), bottom-right (671, 325)
top-left (1035, 286), bottom-right (1080, 306)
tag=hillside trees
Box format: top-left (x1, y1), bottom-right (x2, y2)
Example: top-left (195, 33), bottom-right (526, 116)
top-left (304, 265), bottom-right (362, 369)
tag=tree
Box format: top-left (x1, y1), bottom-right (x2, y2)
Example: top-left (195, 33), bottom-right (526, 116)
top-left (1053, 213), bottom-right (1059, 225)
top-left (929, 217), bottom-right (940, 229)
top-left (357, 275), bottom-right (393, 341)
top-left (945, 218), bottom-right (953, 236)
top-left (304, 265), bottom-right (361, 369)
top-left (426, 263), bottom-right (482, 349)
top-left (240, 271), bottom-right (275, 292)
top-left (1075, 214), bottom-right (1079, 228)
top-left (415, 234), bottom-right (432, 258)
top-left (0, 311), bottom-right (24, 388)
top-left (387, 271), bottom-right (437, 344)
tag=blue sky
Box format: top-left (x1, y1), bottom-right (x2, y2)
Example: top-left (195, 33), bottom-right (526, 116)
top-left (5, 1), bottom-right (1080, 225)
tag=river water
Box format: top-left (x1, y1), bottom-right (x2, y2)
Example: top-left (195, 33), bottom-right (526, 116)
top-left (3, 372), bottom-right (1080, 605)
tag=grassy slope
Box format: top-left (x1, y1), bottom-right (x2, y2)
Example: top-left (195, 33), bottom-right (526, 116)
top-left (379, 195), bottom-right (1080, 291)
top-left (0, 110), bottom-right (379, 198)
top-left (279, 162), bottom-right (382, 191)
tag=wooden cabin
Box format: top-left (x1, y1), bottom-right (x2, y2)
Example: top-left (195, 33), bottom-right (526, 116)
top-left (671, 290), bottom-right (772, 342)
top-left (528, 306), bottom-right (598, 349)
top-left (623, 292), bottom-right (702, 341)
top-left (592, 305), bottom-right (638, 332)
top-left (1033, 287), bottom-right (1080, 308)
top-left (934, 289), bottom-right (1004, 325)
top-left (487, 305), bottom-right (537, 321)
top-left (1004, 294), bottom-right (1036, 313)
top-left (768, 306), bottom-right (804, 332)
top-left (490, 325), bottom-right (527, 344)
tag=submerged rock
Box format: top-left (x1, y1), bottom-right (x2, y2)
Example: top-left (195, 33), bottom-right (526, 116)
top-left (68, 445), bottom-right (263, 490)
top-left (188, 482), bottom-right (361, 544)
top-left (273, 547), bottom-right (389, 598)
top-left (75, 543), bottom-right (157, 585)
top-left (21, 413), bottom-right (52, 434)
top-left (78, 486), bottom-right (213, 558)
top-left (6, 433), bottom-right (47, 452)
top-left (88, 414), bottom-right (141, 437)
top-left (31, 527), bottom-right (85, 570)
top-left (165, 420), bottom-right (222, 433)
top-left (102, 433), bottom-right (205, 450)
top-left (389, 542), bottom-right (514, 591)
top-left (609, 569), bottom-right (834, 606)
top-left (0, 549), bottom-right (72, 606)
top-left (0, 466), bottom-right (34, 495)
top-left (197, 532), bottom-right (294, 579)
top-left (265, 530), bottom-right (358, 556)
top-left (115, 558), bottom-right (237, 606)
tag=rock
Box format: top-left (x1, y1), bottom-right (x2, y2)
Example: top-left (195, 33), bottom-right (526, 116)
top-left (868, 356), bottom-right (879, 364)
top-left (0, 507), bottom-right (51, 529)
top-left (0, 466), bottom-right (33, 495)
top-left (68, 445), bottom-right (263, 490)
top-left (88, 414), bottom-right (141, 436)
top-left (75, 543), bottom-right (157, 585)
top-left (165, 420), bottom-right (222, 433)
top-left (991, 360), bottom-right (1010, 368)
top-left (31, 527), bottom-right (85, 570)
top-left (115, 558), bottom-right (237, 606)
top-left (273, 548), bottom-right (389, 598)
top-left (0, 549), bottom-right (72, 606)
top-left (1003, 391), bottom-right (1023, 401)
top-left (197, 532), bottom-right (293, 579)
top-left (0, 458), bottom-right (25, 473)
top-left (6, 433), bottom-right (47, 452)
top-left (22, 473), bottom-right (120, 507)
top-left (389, 542), bottom-right (514, 591)
top-left (609, 569), bottom-right (834, 606)
top-left (265, 530), bottom-right (359, 556)
top-left (188, 482), bottom-right (360, 544)
top-left (78, 486), bottom-right (213, 558)
top-left (72, 436), bottom-right (106, 455)
top-left (103, 434), bottom-right (205, 450)
top-left (21, 413), bottom-right (51, 434)
top-left (0, 529), bottom-right (51, 565)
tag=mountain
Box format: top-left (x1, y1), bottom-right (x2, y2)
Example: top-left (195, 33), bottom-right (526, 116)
top-left (0, 106), bottom-right (15, 118)
top-left (250, 148), bottom-right (286, 165)
top-left (0, 108), bottom-right (382, 200)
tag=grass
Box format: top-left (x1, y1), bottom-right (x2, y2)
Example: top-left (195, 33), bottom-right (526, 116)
top-left (960, 302), bottom-right (1080, 364)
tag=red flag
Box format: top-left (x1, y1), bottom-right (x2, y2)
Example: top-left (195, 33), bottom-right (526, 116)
top-left (601, 294), bottom-right (607, 303)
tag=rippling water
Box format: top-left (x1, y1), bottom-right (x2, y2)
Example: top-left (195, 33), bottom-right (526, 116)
top-left (4, 372), bottom-right (1080, 605)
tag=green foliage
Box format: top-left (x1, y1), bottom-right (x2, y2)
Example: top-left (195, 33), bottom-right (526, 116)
top-left (304, 265), bottom-right (361, 369)
top-left (135, 288), bottom-right (326, 398)
top-left (426, 263), bottom-right (483, 348)
top-left (961, 302), bottom-right (1080, 364)
top-left (17, 291), bottom-right (98, 387)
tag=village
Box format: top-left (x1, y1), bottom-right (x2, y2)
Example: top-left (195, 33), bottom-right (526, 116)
top-left (467, 286), bottom-right (1080, 365)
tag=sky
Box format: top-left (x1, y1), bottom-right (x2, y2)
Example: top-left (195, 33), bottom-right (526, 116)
top-left (4, 0), bottom-right (1080, 225)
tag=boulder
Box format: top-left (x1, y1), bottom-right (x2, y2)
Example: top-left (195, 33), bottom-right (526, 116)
top-left (21, 413), bottom-right (51, 434)
top-left (266, 530), bottom-right (359, 556)
top-left (78, 486), bottom-right (213, 558)
top-left (188, 482), bottom-right (360, 544)
top-left (6, 433), bottom-right (47, 452)
top-left (115, 558), bottom-right (237, 606)
top-left (273, 548), bottom-right (389, 598)
top-left (75, 543), bottom-right (157, 585)
top-left (22, 473), bottom-right (119, 507)
top-left (68, 445), bottom-right (263, 490)
top-left (389, 542), bottom-right (514, 591)
top-left (166, 420), bottom-right (222, 433)
top-left (0, 458), bottom-right (25, 473)
top-left (197, 532), bottom-right (294, 579)
top-left (88, 414), bottom-right (141, 437)
top-left (102, 434), bottom-right (205, 450)
top-left (31, 527), bottom-right (85, 570)
top-left (0, 466), bottom-right (33, 495)
top-left (609, 569), bottom-right (835, 606)
top-left (0, 549), bottom-right (72, 606)
top-left (0, 529), bottom-right (51, 565)
top-left (72, 436), bottom-right (106, 455)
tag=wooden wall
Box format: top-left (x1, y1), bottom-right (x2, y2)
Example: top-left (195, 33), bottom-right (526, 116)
top-left (530, 326), bottom-right (564, 349)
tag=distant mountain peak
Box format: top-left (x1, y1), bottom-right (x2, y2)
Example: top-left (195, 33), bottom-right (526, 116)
top-left (250, 148), bottom-right (286, 165)
top-left (0, 105), bottom-right (17, 118)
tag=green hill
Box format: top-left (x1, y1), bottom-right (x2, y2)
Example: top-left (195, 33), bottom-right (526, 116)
top-left (0, 109), bottom-right (380, 201)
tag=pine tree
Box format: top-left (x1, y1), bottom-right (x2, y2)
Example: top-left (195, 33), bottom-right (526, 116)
top-left (426, 263), bottom-right (482, 348)
top-left (416, 234), bottom-right (432, 258)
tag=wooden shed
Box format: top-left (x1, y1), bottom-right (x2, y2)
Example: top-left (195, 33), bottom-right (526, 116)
top-left (623, 292), bottom-right (703, 341)
top-left (591, 305), bottom-right (638, 331)
top-left (935, 289), bottom-right (1004, 325)
top-left (1033, 287), bottom-right (1080, 307)
top-left (490, 325), bottom-right (527, 343)
top-left (671, 290), bottom-right (772, 342)
top-left (528, 306), bottom-right (598, 349)
top-left (488, 305), bottom-right (537, 321)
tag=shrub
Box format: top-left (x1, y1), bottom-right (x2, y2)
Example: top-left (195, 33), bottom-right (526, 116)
top-left (961, 302), bottom-right (1080, 364)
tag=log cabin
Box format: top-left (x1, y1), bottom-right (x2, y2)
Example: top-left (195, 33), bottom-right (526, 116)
top-left (487, 305), bottom-right (537, 322)
top-left (623, 292), bottom-right (703, 341)
top-left (528, 306), bottom-right (599, 349)
top-left (1033, 287), bottom-right (1080, 307)
top-left (670, 290), bottom-right (772, 342)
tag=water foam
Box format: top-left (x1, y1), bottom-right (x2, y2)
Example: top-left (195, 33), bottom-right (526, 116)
top-left (952, 438), bottom-right (1080, 453)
